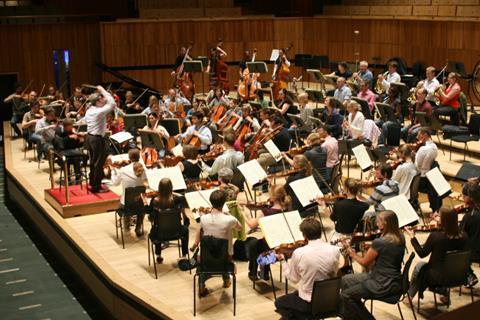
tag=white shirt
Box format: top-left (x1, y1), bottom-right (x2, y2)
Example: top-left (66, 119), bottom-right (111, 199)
top-left (348, 111), bottom-right (365, 139)
top-left (423, 78), bottom-right (440, 101)
top-left (281, 239), bottom-right (340, 302)
top-left (164, 96), bottom-right (191, 107)
top-left (202, 148), bottom-right (244, 176)
top-left (143, 124), bottom-right (170, 139)
top-left (382, 72), bottom-right (401, 92)
top-left (415, 140), bottom-right (438, 176)
top-left (180, 124), bottom-right (212, 151)
top-left (393, 161), bottom-right (418, 199)
top-left (110, 163), bottom-right (147, 205)
top-left (200, 211), bottom-right (241, 255)
top-left (334, 85), bottom-right (352, 104)
top-left (362, 119), bottom-right (381, 147)
top-left (85, 90), bottom-right (116, 136)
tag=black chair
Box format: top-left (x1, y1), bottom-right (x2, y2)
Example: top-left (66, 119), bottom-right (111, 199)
top-left (147, 207), bottom-right (190, 278)
top-left (309, 277), bottom-right (342, 319)
top-left (419, 250), bottom-right (473, 312)
top-left (114, 186), bottom-right (146, 249)
top-left (409, 174), bottom-right (426, 225)
top-left (368, 253), bottom-right (417, 320)
top-left (193, 236), bottom-right (236, 316)
top-left (447, 114), bottom-right (480, 161)
top-left (50, 148), bottom-right (89, 191)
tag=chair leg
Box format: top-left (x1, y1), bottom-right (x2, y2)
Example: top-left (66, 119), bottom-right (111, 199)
top-left (407, 294), bottom-right (417, 320)
top-left (119, 216), bottom-right (125, 249)
top-left (193, 274), bottom-right (197, 317)
top-left (279, 262), bottom-right (282, 282)
top-left (471, 288), bottom-right (474, 303)
top-left (177, 239), bottom-right (181, 258)
top-left (115, 212), bottom-right (118, 240)
top-left (269, 268), bottom-right (276, 300)
top-left (447, 288), bottom-right (451, 309)
top-left (187, 250), bottom-right (192, 275)
top-left (233, 273), bottom-right (236, 316)
top-left (433, 292), bottom-right (438, 309)
top-left (459, 286), bottom-right (462, 296)
top-left (449, 140), bottom-right (452, 161)
top-left (417, 294), bottom-right (420, 313)
top-left (152, 242), bottom-right (158, 279)
top-left (370, 300), bottom-right (373, 313)
top-left (397, 303), bottom-right (404, 320)
top-left (148, 237), bottom-right (151, 266)
top-left (464, 143), bottom-right (467, 161)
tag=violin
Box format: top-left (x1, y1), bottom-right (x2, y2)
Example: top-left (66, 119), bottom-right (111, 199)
top-left (248, 125), bottom-right (283, 161)
top-left (454, 203), bottom-right (470, 214)
top-left (286, 144), bottom-right (312, 157)
top-left (267, 168), bottom-right (301, 179)
top-left (274, 240), bottom-right (306, 259)
top-left (238, 200), bottom-right (271, 210)
top-left (316, 194), bottom-right (347, 203)
top-left (388, 159), bottom-right (404, 170)
top-left (187, 179), bottom-right (221, 190)
top-left (111, 160), bottom-right (131, 168)
top-left (331, 230), bottom-right (382, 246)
top-left (359, 178), bottom-right (383, 188)
top-left (201, 144), bottom-right (225, 162)
top-left (192, 206), bottom-right (213, 215)
top-left (410, 224), bottom-right (441, 232)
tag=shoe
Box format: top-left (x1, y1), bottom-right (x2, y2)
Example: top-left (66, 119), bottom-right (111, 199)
top-left (466, 274), bottom-right (478, 288)
top-left (92, 188), bottom-right (109, 193)
top-left (439, 295), bottom-right (449, 305)
top-left (199, 286), bottom-right (210, 298)
top-left (156, 256), bottom-right (164, 264)
top-left (223, 278), bottom-right (231, 288)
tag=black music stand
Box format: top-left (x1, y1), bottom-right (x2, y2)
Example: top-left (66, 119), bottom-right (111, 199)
top-left (295, 54), bottom-right (312, 89)
top-left (160, 118), bottom-right (182, 136)
top-left (311, 55), bottom-right (329, 69)
top-left (184, 60), bottom-right (203, 98)
top-left (374, 103), bottom-right (396, 122)
top-left (287, 113), bottom-right (305, 146)
top-left (195, 57), bottom-right (208, 96)
top-left (124, 114), bottom-right (147, 136)
top-left (338, 138), bottom-right (363, 178)
top-left (351, 97), bottom-right (373, 120)
top-left (73, 123), bottom-right (87, 133)
top-left (305, 88), bottom-right (325, 108)
top-left (414, 111), bottom-right (428, 126)
top-left (307, 69), bottom-right (328, 94)
top-left (139, 130), bottom-right (164, 150)
top-left (246, 61), bottom-right (268, 74)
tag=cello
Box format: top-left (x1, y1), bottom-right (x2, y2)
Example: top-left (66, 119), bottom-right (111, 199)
top-left (238, 49), bottom-right (260, 101)
top-left (272, 43), bottom-right (293, 102)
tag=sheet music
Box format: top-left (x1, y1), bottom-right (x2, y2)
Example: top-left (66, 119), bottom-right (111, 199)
top-left (270, 49), bottom-right (280, 62)
top-left (110, 153), bottom-right (129, 162)
top-left (426, 167), bottom-right (451, 197)
top-left (352, 144), bottom-right (373, 171)
top-left (184, 188), bottom-right (217, 210)
top-left (283, 210), bottom-right (304, 242)
top-left (259, 213), bottom-right (294, 248)
top-left (381, 195), bottom-right (418, 228)
top-left (171, 143), bottom-right (183, 157)
top-left (146, 166), bottom-right (186, 191)
top-left (238, 160), bottom-right (267, 186)
top-left (289, 175), bottom-right (324, 208)
top-left (110, 131), bottom-right (134, 144)
top-left (263, 139), bottom-right (283, 162)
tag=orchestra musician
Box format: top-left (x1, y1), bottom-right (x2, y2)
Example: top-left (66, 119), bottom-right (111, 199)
top-left (191, 190), bottom-right (241, 297)
top-left (148, 177), bottom-right (190, 264)
top-left (124, 91), bottom-right (141, 114)
top-left (254, 89), bottom-right (270, 109)
top-left (109, 148), bottom-right (147, 237)
top-left (341, 211), bottom-right (405, 320)
top-left (333, 77), bottom-right (352, 108)
top-left (164, 88), bottom-right (191, 108)
top-left (207, 87), bottom-right (230, 108)
top-left (241, 184), bottom-right (291, 281)
top-left (420, 66), bottom-right (441, 105)
top-left (362, 163), bottom-right (399, 212)
top-left (257, 116), bottom-right (292, 171)
top-left (356, 80), bottom-right (375, 113)
top-left (352, 61), bottom-right (374, 85)
top-left (272, 48), bottom-right (290, 82)
top-left (171, 46), bottom-right (191, 76)
top-left (415, 127), bottom-right (442, 213)
top-left (34, 107), bottom-right (57, 161)
top-left (391, 145), bottom-right (418, 199)
top-left (342, 101), bottom-right (365, 140)
top-left (317, 126), bottom-right (339, 176)
top-left (328, 178), bottom-right (368, 242)
top-left (329, 61), bottom-right (352, 79)
top-left (4, 85), bottom-right (28, 137)
top-left (460, 182), bottom-right (480, 288)
top-left (377, 62), bottom-right (401, 94)
top-left (320, 97), bottom-right (344, 138)
top-left (175, 144), bottom-right (201, 180)
top-left (175, 111), bottom-right (212, 154)
top-left (21, 101), bottom-right (43, 149)
top-left (274, 89), bottom-right (299, 127)
top-left (292, 92), bottom-right (314, 133)
top-left (274, 218), bottom-right (340, 319)
top-left (84, 85), bottom-right (116, 193)
top-left (378, 85), bottom-right (402, 145)
top-left (53, 118), bottom-right (85, 184)
top-left (284, 154), bottom-right (314, 218)
top-left (402, 88), bottom-right (432, 143)
top-left (433, 72), bottom-right (462, 125)
top-left (404, 207), bottom-right (467, 304)
top-left (72, 86), bottom-right (85, 104)
top-left (201, 132), bottom-right (244, 177)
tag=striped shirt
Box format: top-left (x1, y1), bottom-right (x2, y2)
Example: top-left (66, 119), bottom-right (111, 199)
top-left (367, 179), bottom-right (399, 211)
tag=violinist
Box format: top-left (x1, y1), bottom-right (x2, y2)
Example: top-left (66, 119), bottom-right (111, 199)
top-left (391, 145), bottom-right (418, 199)
top-left (106, 112), bottom-right (123, 135)
top-left (329, 178), bottom-right (369, 242)
top-left (275, 218), bottom-right (340, 319)
top-left (53, 119), bottom-right (85, 184)
top-left (125, 91), bottom-right (145, 114)
top-left (4, 85), bottom-right (28, 137)
top-left (284, 155), bottom-right (314, 217)
top-left (274, 89), bottom-right (299, 127)
top-left (72, 86), bottom-right (85, 104)
top-left (242, 184), bottom-right (291, 281)
top-left (207, 87), bottom-right (229, 108)
top-left (176, 111), bottom-right (212, 153)
top-left (148, 178), bottom-right (189, 264)
top-left (341, 211), bottom-right (405, 320)
top-left (362, 163), bottom-right (399, 212)
top-left (257, 116), bottom-right (292, 171)
top-left (201, 132), bottom-right (243, 177)
top-left (320, 97), bottom-right (344, 138)
top-left (176, 144), bottom-right (202, 180)
top-left (404, 208), bottom-right (467, 304)
top-left (21, 101), bottom-right (43, 149)
top-left (34, 107), bottom-right (57, 161)
top-left (401, 88), bottom-right (432, 143)
top-left (460, 182), bottom-right (480, 288)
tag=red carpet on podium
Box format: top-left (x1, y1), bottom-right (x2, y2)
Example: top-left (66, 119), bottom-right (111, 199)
top-left (45, 185), bottom-right (119, 206)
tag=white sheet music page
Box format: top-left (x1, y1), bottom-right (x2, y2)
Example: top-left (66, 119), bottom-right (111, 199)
top-left (238, 159), bottom-right (267, 186)
top-left (426, 167), bottom-right (451, 197)
top-left (264, 139), bottom-right (283, 162)
top-left (283, 210), bottom-right (304, 242)
top-left (110, 131), bottom-right (134, 144)
top-left (289, 175), bottom-right (324, 208)
top-left (259, 213), bottom-right (294, 248)
top-left (270, 49), bottom-right (280, 61)
top-left (381, 195), bottom-right (418, 227)
top-left (110, 153), bottom-right (129, 162)
top-left (171, 144), bottom-right (183, 157)
top-left (185, 188), bottom-right (217, 210)
top-left (146, 166), bottom-right (187, 191)
top-left (352, 144), bottom-right (373, 171)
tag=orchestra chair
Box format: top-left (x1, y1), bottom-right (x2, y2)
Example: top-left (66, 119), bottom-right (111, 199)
top-left (22, 135), bottom-right (37, 161)
top-left (147, 207), bottom-right (190, 279)
top-left (115, 186), bottom-right (146, 249)
top-left (193, 236), bottom-right (236, 316)
top-left (444, 114), bottom-right (480, 161)
top-left (408, 174), bottom-right (427, 225)
top-left (307, 277), bottom-right (342, 320)
top-left (418, 250), bottom-right (473, 313)
top-left (367, 253), bottom-right (417, 320)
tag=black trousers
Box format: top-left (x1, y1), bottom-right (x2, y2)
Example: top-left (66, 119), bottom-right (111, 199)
top-left (245, 237), bottom-right (270, 277)
top-left (419, 176), bottom-right (443, 212)
top-left (153, 225), bottom-right (189, 257)
top-left (85, 134), bottom-right (106, 191)
top-left (274, 291), bottom-right (311, 320)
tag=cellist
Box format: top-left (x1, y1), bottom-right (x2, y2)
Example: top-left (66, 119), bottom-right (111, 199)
top-left (171, 46), bottom-right (191, 77)
top-left (175, 111), bottom-right (212, 154)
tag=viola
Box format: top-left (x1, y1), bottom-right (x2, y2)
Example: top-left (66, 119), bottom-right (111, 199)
top-left (410, 224), bottom-right (441, 232)
top-left (454, 203), bottom-right (470, 214)
top-left (388, 159), bottom-right (404, 170)
top-left (238, 200), bottom-right (271, 210)
top-left (162, 155), bottom-right (184, 167)
top-left (274, 240), bottom-right (306, 259)
top-left (111, 160), bottom-right (131, 168)
top-left (188, 179), bottom-right (221, 190)
top-left (316, 194), bottom-right (347, 203)
top-left (286, 144), bottom-right (312, 157)
top-left (359, 179), bottom-right (383, 188)
top-left (268, 168), bottom-right (301, 179)
top-left (192, 206), bottom-right (213, 215)
top-left (332, 230), bottom-right (382, 246)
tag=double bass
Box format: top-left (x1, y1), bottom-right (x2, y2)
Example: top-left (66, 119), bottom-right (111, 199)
top-left (238, 49), bottom-right (260, 101)
top-left (272, 43), bottom-right (293, 102)
top-left (211, 39), bottom-right (229, 93)
top-left (175, 42), bottom-right (195, 99)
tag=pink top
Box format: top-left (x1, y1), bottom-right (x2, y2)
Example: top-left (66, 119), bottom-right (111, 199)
top-left (357, 89), bottom-right (376, 112)
top-left (321, 135), bottom-right (339, 168)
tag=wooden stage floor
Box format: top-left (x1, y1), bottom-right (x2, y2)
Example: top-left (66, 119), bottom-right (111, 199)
top-left (4, 128), bottom-right (480, 319)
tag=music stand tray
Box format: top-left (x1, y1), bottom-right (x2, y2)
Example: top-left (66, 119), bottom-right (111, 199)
top-left (305, 89), bottom-right (325, 104)
top-left (124, 114), bottom-right (148, 132)
top-left (307, 69), bottom-right (326, 83)
top-left (287, 113), bottom-right (305, 128)
top-left (184, 61), bottom-right (203, 73)
top-left (247, 61), bottom-right (268, 74)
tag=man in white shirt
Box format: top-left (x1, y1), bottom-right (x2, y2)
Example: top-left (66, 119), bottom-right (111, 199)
top-left (333, 77), bottom-right (352, 107)
top-left (392, 145), bottom-right (418, 199)
top-left (34, 107), bottom-right (57, 161)
top-left (415, 127), bottom-right (442, 212)
top-left (192, 190), bottom-right (241, 297)
top-left (421, 66), bottom-right (440, 104)
top-left (176, 111), bottom-right (212, 153)
top-left (163, 88), bottom-right (191, 107)
top-left (202, 132), bottom-right (244, 177)
top-left (84, 85), bottom-right (116, 193)
top-left (274, 217), bottom-right (340, 319)
top-left (378, 62), bottom-right (401, 93)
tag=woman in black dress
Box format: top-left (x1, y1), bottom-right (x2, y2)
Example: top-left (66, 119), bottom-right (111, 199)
top-left (176, 144), bottom-right (201, 181)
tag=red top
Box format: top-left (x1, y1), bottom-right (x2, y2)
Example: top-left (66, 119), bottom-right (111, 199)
top-left (441, 83), bottom-right (461, 109)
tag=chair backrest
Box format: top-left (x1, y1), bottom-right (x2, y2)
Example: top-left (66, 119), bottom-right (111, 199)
top-left (124, 186), bottom-right (146, 214)
top-left (401, 253), bottom-right (415, 294)
top-left (468, 114), bottom-right (480, 136)
top-left (409, 174), bottom-right (421, 204)
top-left (199, 236), bottom-right (230, 273)
top-left (442, 250), bottom-right (471, 287)
top-left (311, 277), bottom-right (342, 318)
top-left (150, 207), bottom-right (183, 240)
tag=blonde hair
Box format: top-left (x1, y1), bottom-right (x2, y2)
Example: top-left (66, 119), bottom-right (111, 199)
top-left (128, 149), bottom-right (144, 177)
top-left (377, 210), bottom-right (405, 246)
top-left (269, 184), bottom-right (291, 210)
top-left (306, 132), bottom-right (321, 146)
top-left (293, 154), bottom-right (312, 176)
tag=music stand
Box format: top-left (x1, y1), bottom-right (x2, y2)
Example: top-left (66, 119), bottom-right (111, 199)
top-left (183, 60), bottom-right (203, 97)
top-left (295, 54), bottom-right (312, 88)
top-left (288, 113), bottom-right (306, 145)
top-left (391, 82), bottom-right (409, 101)
top-left (351, 97), bottom-right (373, 120)
top-left (312, 55), bottom-right (329, 69)
top-left (305, 88), bottom-right (325, 108)
top-left (246, 61), bottom-right (268, 74)
top-left (73, 123), bottom-right (87, 133)
top-left (248, 101), bottom-right (263, 111)
top-left (139, 130), bottom-right (165, 150)
top-left (124, 114), bottom-right (147, 136)
top-left (160, 118), bottom-right (182, 136)
top-left (307, 69), bottom-right (328, 93)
